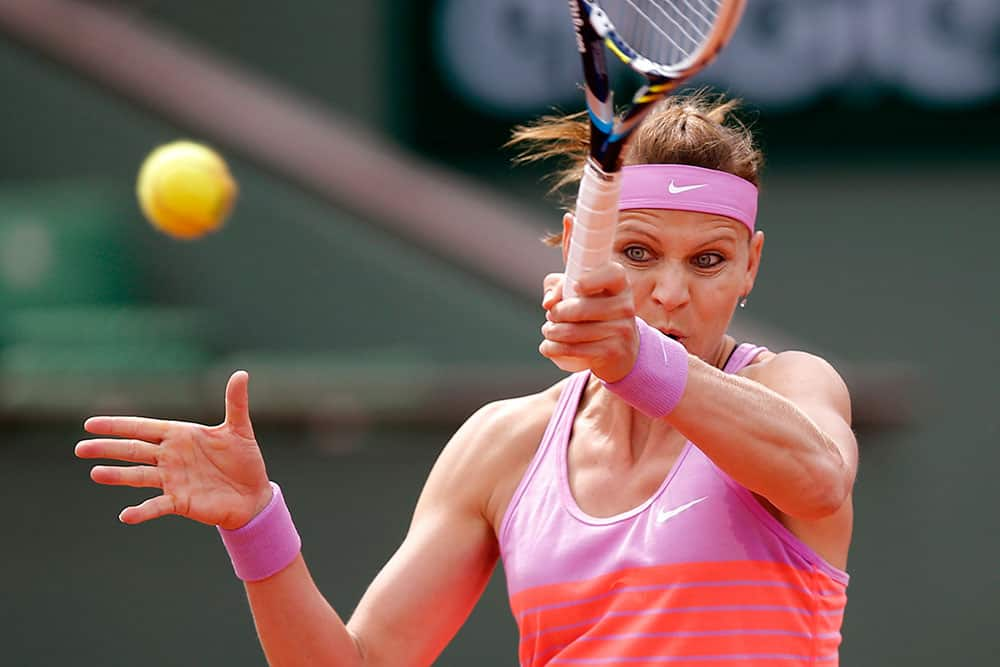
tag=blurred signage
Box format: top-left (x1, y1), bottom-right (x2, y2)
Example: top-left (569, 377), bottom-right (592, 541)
top-left (434, 0), bottom-right (1000, 116)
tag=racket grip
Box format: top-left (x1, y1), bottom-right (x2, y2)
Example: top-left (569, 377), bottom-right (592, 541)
top-left (565, 161), bottom-right (622, 299)
top-left (553, 161), bottom-right (622, 373)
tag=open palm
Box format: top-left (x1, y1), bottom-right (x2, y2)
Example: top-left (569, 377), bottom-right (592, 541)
top-left (75, 371), bottom-right (272, 530)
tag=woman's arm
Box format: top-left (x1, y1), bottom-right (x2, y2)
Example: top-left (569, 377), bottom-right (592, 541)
top-left (78, 372), bottom-right (509, 667)
top-left (669, 350), bottom-right (857, 520)
top-left (249, 404), bottom-right (505, 667)
top-left (539, 265), bottom-right (857, 521)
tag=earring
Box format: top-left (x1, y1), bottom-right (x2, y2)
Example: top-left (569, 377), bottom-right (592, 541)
top-left (739, 295), bottom-right (748, 309)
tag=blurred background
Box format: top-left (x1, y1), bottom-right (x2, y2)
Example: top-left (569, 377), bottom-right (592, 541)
top-left (1, 0), bottom-right (997, 665)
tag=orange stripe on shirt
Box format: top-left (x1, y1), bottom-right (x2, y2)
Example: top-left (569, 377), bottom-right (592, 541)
top-left (510, 561), bottom-right (825, 616)
top-left (541, 626), bottom-right (824, 659)
top-left (512, 561), bottom-right (845, 667)
top-left (520, 603), bottom-right (821, 663)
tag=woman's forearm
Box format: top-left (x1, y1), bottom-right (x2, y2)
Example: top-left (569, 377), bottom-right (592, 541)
top-left (668, 356), bottom-right (851, 519)
top-left (245, 555), bottom-right (365, 667)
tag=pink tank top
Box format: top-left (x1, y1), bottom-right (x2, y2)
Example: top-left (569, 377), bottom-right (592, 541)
top-left (499, 344), bottom-right (849, 666)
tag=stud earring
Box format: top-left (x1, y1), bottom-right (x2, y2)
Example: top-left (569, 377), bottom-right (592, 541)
top-left (739, 295), bottom-right (748, 309)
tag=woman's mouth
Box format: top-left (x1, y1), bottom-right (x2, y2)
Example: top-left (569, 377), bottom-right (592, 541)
top-left (660, 330), bottom-right (685, 343)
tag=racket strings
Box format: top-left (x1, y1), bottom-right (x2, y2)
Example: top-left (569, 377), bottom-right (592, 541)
top-left (677, 0), bottom-right (718, 31)
top-left (605, 0), bottom-right (722, 68)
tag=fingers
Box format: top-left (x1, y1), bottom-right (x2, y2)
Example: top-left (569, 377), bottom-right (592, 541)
top-left (84, 416), bottom-right (169, 443)
top-left (540, 339), bottom-right (620, 363)
top-left (75, 438), bottom-right (158, 464)
top-left (119, 495), bottom-right (177, 525)
top-left (539, 263), bottom-right (639, 380)
top-left (547, 292), bottom-right (635, 324)
top-left (90, 465), bottom-right (162, 489)
top-left (224, 370), bottom-right (256, 440)
top-left (543, 264), bottom-right (632, 321)
top-left (570, 263), bottom-right (629, 297)
top-left (542, 274), bottom-right (564, 310)
top-left (542, 265), bottom-right (625, 307)
top-left (542, 319), bottom-right (631, 345)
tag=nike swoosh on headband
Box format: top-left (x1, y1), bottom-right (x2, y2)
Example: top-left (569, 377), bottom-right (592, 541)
top-left (618, 165), bottom-right (758, 232)
top-left (668, 180), bottom-right (709, 194)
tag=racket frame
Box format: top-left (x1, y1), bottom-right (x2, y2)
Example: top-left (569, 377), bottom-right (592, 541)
top-left (557, 0), bottom-right (745, 371)
top-left (571, 0), bottom-right (747, 172)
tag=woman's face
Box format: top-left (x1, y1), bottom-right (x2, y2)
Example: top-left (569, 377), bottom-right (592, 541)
top-left (585, 209), bottom-right (763, 365)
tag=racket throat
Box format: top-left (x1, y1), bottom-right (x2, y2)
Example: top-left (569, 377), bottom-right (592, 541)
top-left (591, 139), bottom-right (627, 172)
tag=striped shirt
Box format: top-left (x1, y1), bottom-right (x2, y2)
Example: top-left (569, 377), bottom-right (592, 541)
top-left (499, 344), bottom-right (848, 666)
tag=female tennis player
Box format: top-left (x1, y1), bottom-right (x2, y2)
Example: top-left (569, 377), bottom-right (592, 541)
top-left (76, 93), bottom-right (857, 666)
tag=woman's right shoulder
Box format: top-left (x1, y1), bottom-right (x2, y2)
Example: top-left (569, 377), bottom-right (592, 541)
top-left (434, 375), bottom-right (573, 525)
top-left (461, 376), bottom-right (569, 452)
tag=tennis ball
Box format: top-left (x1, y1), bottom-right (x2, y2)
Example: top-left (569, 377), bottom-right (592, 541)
top-left (136, 140), bottom-right (237, 240)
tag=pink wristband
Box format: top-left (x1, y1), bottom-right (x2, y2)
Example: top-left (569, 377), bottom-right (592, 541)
top-left (217, 481), bottom-right (301, 582)
top-left (602, 318), bottom-right (689, 418)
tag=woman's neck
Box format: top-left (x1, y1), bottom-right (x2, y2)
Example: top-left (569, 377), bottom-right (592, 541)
top-left (578, 334), bottom-right (736, 461)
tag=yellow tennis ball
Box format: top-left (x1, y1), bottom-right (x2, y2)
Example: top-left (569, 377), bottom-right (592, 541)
top-left (136, 140), bottom-right (238, 239)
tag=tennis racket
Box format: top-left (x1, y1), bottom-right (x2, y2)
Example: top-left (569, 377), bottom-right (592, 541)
top-left (563, 0), bottom-right (747, 298)
top-left (556, 0), bottom-right (746, 371)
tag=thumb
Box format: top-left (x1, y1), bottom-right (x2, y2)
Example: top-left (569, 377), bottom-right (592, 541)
top-left (542, 273), bottom-right (565, 309)
top-left (224, 370), bottom-right (255, 439)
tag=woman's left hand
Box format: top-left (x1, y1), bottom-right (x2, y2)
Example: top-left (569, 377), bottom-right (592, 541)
top-left (540, 262), bottom-right (640, 383)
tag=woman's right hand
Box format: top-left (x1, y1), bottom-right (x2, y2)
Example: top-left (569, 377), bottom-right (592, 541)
top-left (75, 370), bottom-right (272, 530)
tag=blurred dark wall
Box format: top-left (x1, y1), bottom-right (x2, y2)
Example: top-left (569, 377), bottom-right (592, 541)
top-left (1, 2), bottom-right (999, 666)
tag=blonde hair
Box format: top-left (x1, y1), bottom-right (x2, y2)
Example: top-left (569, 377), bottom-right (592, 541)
top-left (508, 90), bottom-right (763, 245)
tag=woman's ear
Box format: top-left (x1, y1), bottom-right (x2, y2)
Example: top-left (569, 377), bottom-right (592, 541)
top-left (744, 229), bottom-right (765, 297)
top-left (561, 212), bottom-right (574, 265)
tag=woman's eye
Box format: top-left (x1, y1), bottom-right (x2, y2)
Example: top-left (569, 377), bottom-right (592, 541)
top-left (623, 246), bottom-right (650, 262)
top-left (693, 253), bottom-right (724, 269)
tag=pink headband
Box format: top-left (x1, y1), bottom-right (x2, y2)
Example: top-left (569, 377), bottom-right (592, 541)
top-left (618, 164), bottom-right (758, 232)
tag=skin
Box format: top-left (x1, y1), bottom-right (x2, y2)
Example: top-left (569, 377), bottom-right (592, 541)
top-left (75, 208), bottom-right (857, 667)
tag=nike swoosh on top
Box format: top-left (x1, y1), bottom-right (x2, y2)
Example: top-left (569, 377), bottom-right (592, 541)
top-left (656, 496), bottom-right (708, 524)
top-left (668, 181), bottom-right (708, 195)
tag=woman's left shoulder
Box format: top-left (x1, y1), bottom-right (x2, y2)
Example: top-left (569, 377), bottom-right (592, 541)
top-left (741, 349), bottom-right (851, 400)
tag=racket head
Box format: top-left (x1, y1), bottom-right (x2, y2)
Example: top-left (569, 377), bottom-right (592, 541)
top-left (569, 0), bottom-right (747, 170)
top-left (591, 0), bottom-right (747, 80)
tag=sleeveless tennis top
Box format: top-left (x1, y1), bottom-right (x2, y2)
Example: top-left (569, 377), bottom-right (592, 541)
top-left (499, 344), bottom-right (849, 666)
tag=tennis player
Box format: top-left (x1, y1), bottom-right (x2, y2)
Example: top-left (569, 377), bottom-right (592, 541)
top-left (76, 93), bottom-right (857, 666)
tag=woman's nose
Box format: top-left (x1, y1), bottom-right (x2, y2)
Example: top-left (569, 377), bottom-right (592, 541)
top-left (649, 264), bottom-right (691, 311)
